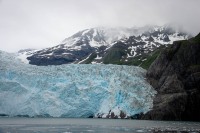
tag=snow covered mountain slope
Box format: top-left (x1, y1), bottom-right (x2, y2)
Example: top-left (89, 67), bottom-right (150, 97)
top-left (80, 26), bottom-right (190, 65)
top-left (25, 27), bottom-right (138, 65)
top-left (16, 49), bottom-right (38, 64)
top-left (0, 50), bottom-right (156, 118)
top-left (19, 25), bottom-right (190, 66)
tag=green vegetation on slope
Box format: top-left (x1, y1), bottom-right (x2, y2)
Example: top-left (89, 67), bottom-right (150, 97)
top-left (102, 42), bottom-right (165, 69)
top-left (80, 53), bottom-right (97, 64)
top-left (190, 33), bottom-right (200, 43)
top-left (103, 43), bottom-right (127, 64)
top-left (140, 49), bottom-right (161, 69)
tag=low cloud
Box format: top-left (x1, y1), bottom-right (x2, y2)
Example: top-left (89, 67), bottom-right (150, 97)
top-left (0, 0), bottom-right (200, 52)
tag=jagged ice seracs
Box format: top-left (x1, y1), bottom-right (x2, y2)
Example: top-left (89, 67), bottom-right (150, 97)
top-left (0, 51), bottom-right (156, 118)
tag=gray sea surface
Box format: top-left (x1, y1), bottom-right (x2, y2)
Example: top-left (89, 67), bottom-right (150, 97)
top-left (0, 118), bottom-right (200, 133)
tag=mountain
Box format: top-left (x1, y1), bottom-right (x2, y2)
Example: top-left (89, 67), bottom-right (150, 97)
top-left (0, 50), bottom-right (156, 118)
top-left (17, 25), bottom-right (190, 66)
top-left (17, 48), bottom-right (37, 64)
top-left (142, 33), bottom-right (200, 121)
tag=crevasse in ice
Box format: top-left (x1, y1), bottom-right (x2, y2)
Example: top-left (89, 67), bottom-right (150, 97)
top-left (0, 51), bottom-right (156, 118)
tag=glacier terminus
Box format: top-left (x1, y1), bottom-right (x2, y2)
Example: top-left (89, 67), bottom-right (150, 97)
top-left (0, 51), bottom-right (156, 118)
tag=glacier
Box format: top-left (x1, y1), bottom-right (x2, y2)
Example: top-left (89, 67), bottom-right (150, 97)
top-left (0, 51), bottom-right (156, 118)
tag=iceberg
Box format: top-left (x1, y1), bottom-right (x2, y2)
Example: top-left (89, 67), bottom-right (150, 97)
top-left (0, 51), bottom-right (156, 118)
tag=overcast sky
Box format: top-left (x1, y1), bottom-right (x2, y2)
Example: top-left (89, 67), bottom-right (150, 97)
top-left (0, 0), bottom-right (200, 52)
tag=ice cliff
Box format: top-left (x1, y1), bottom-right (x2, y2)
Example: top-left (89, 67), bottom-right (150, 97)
top-left (0, 51), bottom-right (156, 118)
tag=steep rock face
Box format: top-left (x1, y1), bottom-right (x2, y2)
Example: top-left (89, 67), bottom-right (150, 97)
top-left (143, 33), bottom-right (200, 121)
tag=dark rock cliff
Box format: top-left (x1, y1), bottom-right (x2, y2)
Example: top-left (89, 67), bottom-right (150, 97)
top-left (142, 33), bottom-right (200, 121)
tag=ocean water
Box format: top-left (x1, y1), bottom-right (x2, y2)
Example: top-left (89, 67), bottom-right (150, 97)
top-left (0, 118), bottom-right (199, 133)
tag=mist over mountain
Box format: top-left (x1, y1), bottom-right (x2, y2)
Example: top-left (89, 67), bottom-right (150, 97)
top-left (1, 0), bottom-right (200, 123)
top-left (17, 25), bottom-right (190, 67)
top-left (1, 0), bottom-right (200, 53)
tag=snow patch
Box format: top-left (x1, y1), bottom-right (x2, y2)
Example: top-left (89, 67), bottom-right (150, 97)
top-left (78, 54), bottom-right (92, 64)
top-left (95, 55), bottom-right (102, 60)
top-left (16, 53), bottom-right (30, 64)
top-left (82, 29), bottom-right (90, 35)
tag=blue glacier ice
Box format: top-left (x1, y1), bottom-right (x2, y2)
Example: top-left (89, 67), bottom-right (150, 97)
top-left (0, 51), bottom-right (156, 118)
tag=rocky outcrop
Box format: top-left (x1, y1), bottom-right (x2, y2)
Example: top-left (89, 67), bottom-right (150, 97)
top-left (143, 33), bottom-right (200, 121)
